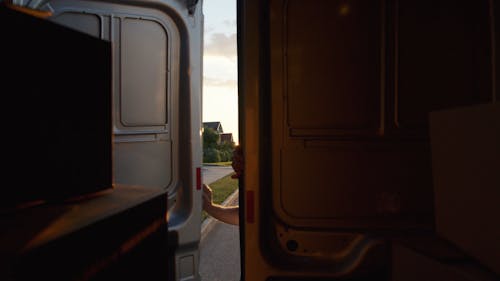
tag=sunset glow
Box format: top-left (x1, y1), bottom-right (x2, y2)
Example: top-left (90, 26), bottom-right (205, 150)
top-left (203, 0), bottom-right (238, 144)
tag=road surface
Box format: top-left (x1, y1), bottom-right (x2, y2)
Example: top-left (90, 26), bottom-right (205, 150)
top-left (202, 165), bottom-right (234, 185)
top-left (200, 165), bottom-right (241, 281)
top-left (199, 220), bottom-right (240, 281)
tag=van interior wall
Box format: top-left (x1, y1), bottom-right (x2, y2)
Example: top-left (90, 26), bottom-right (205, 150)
top-left (240, 0), bottom-right (500, 279)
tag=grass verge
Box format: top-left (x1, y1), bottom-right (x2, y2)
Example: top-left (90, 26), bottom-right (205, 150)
top-left (203, 161), bottom-right (233, 167)
top-left (202, 172), bottom-right (239, 222)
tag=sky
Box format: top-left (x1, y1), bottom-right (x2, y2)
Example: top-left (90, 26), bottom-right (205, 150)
top-left (202, 0), bottom-right (239, 144)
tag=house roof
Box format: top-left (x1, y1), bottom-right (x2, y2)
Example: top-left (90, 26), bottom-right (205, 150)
top-left (203, 121), bottom-right (223, 132)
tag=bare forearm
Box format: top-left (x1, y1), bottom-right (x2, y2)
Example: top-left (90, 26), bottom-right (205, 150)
top-left (205, 204), bottom-right (239, 225)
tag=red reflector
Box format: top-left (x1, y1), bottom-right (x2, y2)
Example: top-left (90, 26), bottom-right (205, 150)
top-left (246, 190), bottom-right (255, 223)
top-left (196, 167), bottom-right (201, 190)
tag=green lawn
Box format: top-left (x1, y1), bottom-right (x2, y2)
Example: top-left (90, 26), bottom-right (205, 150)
top-left (202, 172), bottom-right (239, 222)
top-left (203, 161), bottom-right (233, 167)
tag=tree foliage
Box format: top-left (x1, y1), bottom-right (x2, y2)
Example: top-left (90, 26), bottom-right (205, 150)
top-left (203, 128), bottom-right (219, 149)
top-left (202, 127), bottom-right (236, 163)
top-left (203, 147), bottom-right (221, 163)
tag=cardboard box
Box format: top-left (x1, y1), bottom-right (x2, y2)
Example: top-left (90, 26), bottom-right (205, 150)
top-left (392, 242), bottom-right (498, 281)
top-left (429, 102), bottom-right (500, 276)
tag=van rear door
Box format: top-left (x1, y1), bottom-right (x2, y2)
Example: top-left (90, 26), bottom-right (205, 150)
top-left (40, 0), bottom-right (203, 280)
top-left (238, 0), bottom-right (497, 280)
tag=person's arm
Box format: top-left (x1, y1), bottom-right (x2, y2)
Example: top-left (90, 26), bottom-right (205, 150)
top-left (204, 204), bottom-right (239, 226)
top-left (202, 184), bottom-right (239, 225)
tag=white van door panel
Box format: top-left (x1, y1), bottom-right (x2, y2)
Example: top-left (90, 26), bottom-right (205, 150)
top-left (239, 0), bottom-right (496, 280)
top-left (46, 1), bottom-right (203, 280)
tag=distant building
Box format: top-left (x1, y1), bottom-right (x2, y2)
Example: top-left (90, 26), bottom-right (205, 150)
top-left (203, 121), bottom-right (234, 145)
top-left (203, 121), bottom-right (223, 134)
top-left (220, 133), bottom-right (234, 144)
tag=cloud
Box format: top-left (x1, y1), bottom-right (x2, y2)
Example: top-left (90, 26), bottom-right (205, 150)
top-left (204, 32), bottom-right (237, 59)
top-left (203, 77), bottom-right (237, 88)
top-left (223, 20), bottom-right (237, 28)
top-left (204, 25), bottom-right (215, 33)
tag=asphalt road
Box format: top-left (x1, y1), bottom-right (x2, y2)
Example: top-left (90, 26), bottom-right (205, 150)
top-left (202, 165), bottom-right (234, 185)
top-left (200, 165), bottom-right (241, 281)
top-left (199, 220), bottom-right (240, 281)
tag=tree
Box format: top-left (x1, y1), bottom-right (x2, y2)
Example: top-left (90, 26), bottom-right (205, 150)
top-left (217, 141), bottom-right (235, 162)
top-left (203, 147), bottom-right (221, 163)
top-left (202, 127), bottom-right (236, 163)
top-left (203, 128), bottom-right (219, 149)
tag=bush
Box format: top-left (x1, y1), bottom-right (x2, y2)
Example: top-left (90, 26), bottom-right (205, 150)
top-left (218, 149), bottom-right (230, 162)
top-left (217, 142), bottom-right (235, 162)
top-left (202, 126), bottom-right (236, 162)
top-left (203, 147), bottom-right (221, 163)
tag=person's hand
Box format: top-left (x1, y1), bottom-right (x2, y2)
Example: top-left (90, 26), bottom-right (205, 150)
top-left (202, 184), bottom-right (213, 211)
top-left (231, 145), bottom-right (244, 179)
